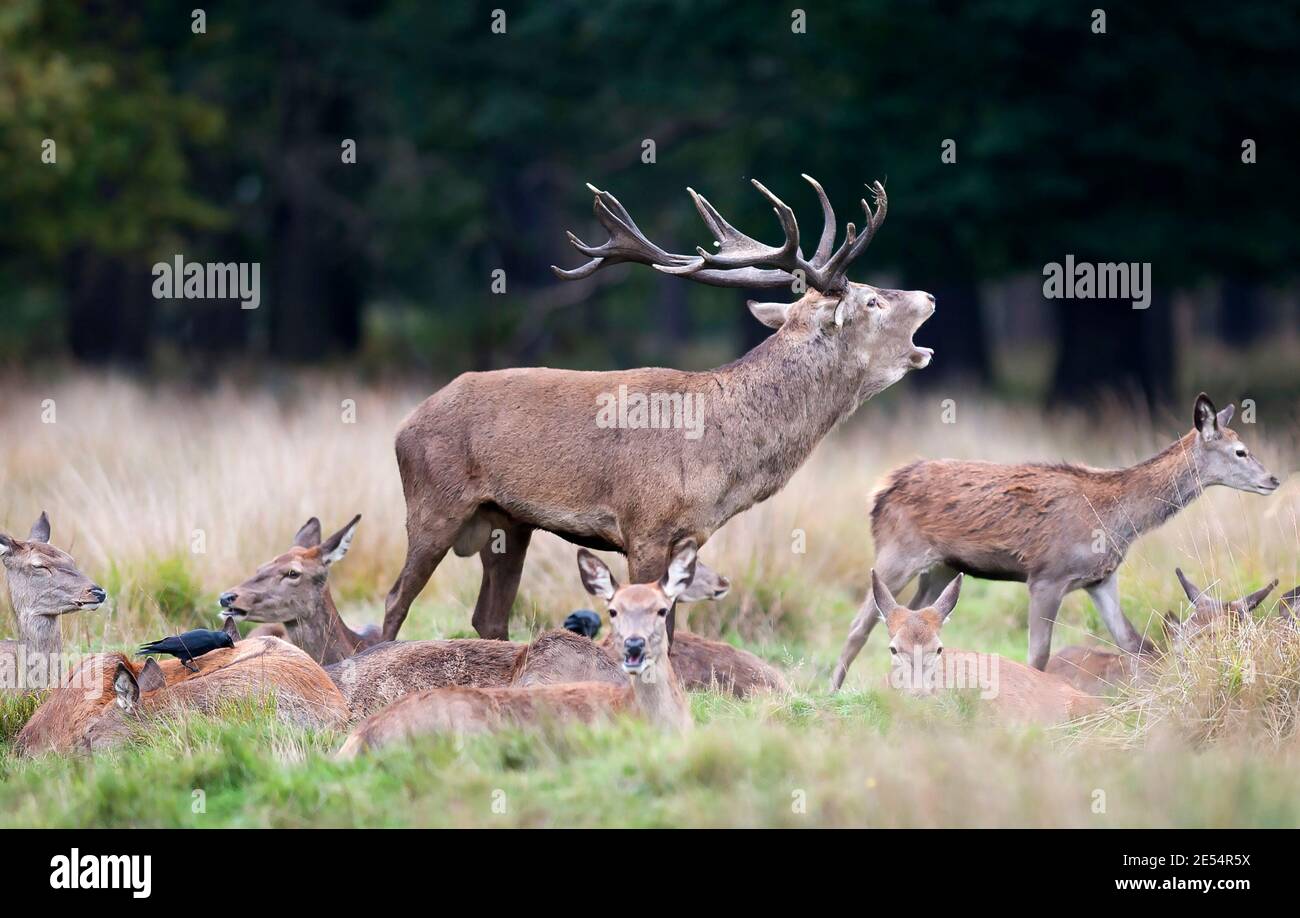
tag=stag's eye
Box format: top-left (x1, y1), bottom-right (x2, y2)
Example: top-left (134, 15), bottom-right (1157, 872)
top-left (285, 569), bottom-right (301, 580)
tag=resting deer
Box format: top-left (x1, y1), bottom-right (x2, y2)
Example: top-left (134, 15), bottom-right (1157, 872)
top-left (1, 512), bottom-right (106, 693)
top-left (337, 540), bottom-right (699, 758)
top-left (220, 516), bottom-right (737, 717)
top-left (831, 393), bottom-right (1279, 689)
top-left (872, 571), bottom-right (1101, 724)
top-left (15, 634), bottom-right (349, 755)
top-left (1048, 571), bottom-right (1279, 695)
top-left (381, 175), bottom-right (935, 643)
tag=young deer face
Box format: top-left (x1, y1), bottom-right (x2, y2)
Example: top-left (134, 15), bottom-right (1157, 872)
top-left (1170, 568), bottom-right (1278, 648)
top-left (873, 569), bottom-right (963, 696)
top-left (577, 539), bottom-right (698, 677)
top-left (219, 515), bottom-right (359, 624)
top-left (0, 512), bottom-right (106, 620)
top-left (1190, 394), bottom-right (1279, 495)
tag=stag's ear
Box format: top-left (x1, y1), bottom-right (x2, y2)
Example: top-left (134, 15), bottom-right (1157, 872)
top-left (576, 550), bottom-right (618, 601)
top-left (1194, 393), bottom-right (1220, 440)
top-left (747, 299), bottom-right (792, 329)
top-left (293, 517), bottom-right (323, 548)
top-left (660, 539), bottom-right (699, 601)
top-left (320, 515), bottom-right (361, 566)
top-left (137, 658), bottom-right (167, 693)
top-left (113, 663), bottom-right (141, 713)
top-left (28, 512), bottom-right (50, 543)
top-left (932, 574), bottom-right (964, 620)
top-left (871, 570), bottom-right (900, 618)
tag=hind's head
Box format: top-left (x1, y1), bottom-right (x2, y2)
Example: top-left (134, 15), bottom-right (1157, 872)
top-left (1188, 394), bottom-right (1279, 496)
top-left (0, 512), bottom-right (106, 625)
top-left (1169, 568), bottom-right (1278, 648)
top-left (872, 570), bottom-right (963, 696)
top-left (576, 539), bottom-right (698, 679)
top-left (218, 515), bottom-right (359, 625)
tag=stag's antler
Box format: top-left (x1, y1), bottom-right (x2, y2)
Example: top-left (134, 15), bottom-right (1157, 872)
top-left (552, 176), bottom-right (887, 293)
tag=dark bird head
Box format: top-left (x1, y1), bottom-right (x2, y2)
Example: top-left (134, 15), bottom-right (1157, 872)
top-left (215, 630), bottom-right (236, 650)
top-left (563, 609), bottom-right (602, 639)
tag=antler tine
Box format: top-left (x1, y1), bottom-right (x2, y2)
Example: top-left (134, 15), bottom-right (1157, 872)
top-left (685, 180), bottom-right (801, 271)
top-left (551, 185), bottom-right (701, 280)
top-left (818, 180), bottom-right (888, 291)
top-left (800, 174), bottom-right (837, 265)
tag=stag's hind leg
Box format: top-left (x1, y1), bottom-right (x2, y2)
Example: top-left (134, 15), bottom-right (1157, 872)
top-left (472, 520), bottom-right (533, 640)
top-left (830, 549), bottom-right (927, 691)
top-left (382, 497), bottom-right (478, 641)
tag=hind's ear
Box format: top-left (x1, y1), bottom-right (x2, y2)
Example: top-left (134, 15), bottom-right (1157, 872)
top-left (870, 570), bottom-right (899, 617)
top-left (1194, 393), bottom-right (1220, 440)
top-left (28, 512), bottom-right (50, 543)
top-left (932, 574), bottom-right (964, 620)
top-left (137, 658), bottom-right (167, 693)
top-left (660, 539), bottom-right (699, 601)
top-left (577, 550), bottom-right (618, 601)
top-left (221, 615), bottom-right (241, 641)
top-left (292, 517), bottom-right (322, 548)
top-left (0, 533), bottom-right (14, 558)
top-left (113, 664), bottom-right (141, 713)
top-left (320, 514), bottom-right (361, 566)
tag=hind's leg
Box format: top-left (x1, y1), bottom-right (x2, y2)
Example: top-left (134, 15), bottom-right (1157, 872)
top-left (830, 549), bottom-right (927, 691)
top-left (1086, 573), bottom-right (1153, 656)
top-left (472, 521), bottom-right (533, 640)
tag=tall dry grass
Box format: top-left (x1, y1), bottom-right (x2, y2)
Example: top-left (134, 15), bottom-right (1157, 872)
top-left (1, 374), bottom-right (1297, 657)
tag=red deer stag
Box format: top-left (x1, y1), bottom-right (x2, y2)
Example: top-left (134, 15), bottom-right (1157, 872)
top-left (381, 176), bottom-right (935, 643)
top-left (1, 512), bottom-right (106, 694)
top-left (338, 540), bottom-right (701, 757)
top-left (831, 394), bottom-right (1278, 689)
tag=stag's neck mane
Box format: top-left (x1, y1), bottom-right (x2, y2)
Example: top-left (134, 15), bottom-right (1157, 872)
top-left (709, 324), bottom-right (865, 500)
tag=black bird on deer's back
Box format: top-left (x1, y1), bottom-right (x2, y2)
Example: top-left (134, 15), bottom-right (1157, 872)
top-left (138, 628), bottom-right (235, 672)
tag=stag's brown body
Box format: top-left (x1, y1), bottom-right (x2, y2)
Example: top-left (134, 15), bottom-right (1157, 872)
top-left (381, 176), bottom-right (935, 642)
top-left (15, 636), bottom-right (348, 755)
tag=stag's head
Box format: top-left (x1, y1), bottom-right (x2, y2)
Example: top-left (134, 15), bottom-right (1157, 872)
top-left (0, 512), bottom-right (106, 623)
top-left (218, 515), bottom-right (359, 625)
top-left (554, 175), bottom-right (934, 390)
top-left (576, 539), bottom-right (698, 679)
top-left (1187, 394), bottom-right (1280, 496)
top-left (872, 569), bottom-right (963, 696)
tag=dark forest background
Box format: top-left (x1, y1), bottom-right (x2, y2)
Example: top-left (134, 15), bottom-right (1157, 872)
top-left (1, 0), bottom-right (1297, 407)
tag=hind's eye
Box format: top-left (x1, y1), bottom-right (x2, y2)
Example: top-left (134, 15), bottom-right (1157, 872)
top-left (889, 646), bottom-right (898, 655)
top-left (1235, 447), bottom-right (1248, 458)
top-left (608, 609), bottom-right (618, 618)
top-left (657, 607), bottom-right (668, 617)
top-left (935, 646), bottom-right (943, 655)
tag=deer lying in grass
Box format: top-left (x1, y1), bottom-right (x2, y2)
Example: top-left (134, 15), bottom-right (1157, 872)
top-left (831, 393), bottom-right (1279, 689)
top-left (382, 175), bottom-right (935, 643)
top-left (1046, 570), bottom-right (1279, 695)
top-left (223, 516), bottom-right (754, 716)
top-left (513, 565), bottom-right (788, 697)
top-left (872, 571), bottom-right (1102, 724)
top-left (337, 541), bottom-right (699, 758)
top-left (1, 512), bottom-right (106, 694)
top-left (14, 632), bottom-right (348, 755)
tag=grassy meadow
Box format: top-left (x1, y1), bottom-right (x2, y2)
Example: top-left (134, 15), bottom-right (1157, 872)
top-left (1, 373), bottom-right (1299, 827)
